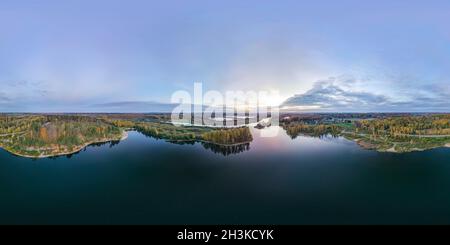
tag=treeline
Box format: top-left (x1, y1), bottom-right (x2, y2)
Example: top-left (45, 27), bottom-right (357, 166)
top-left (202, 127), bottom-right (253, 145)
top-left (110, 120), bottom-right (136, 128)
top-left (284, 124), bottom-right (342, 138)
top-left (2, 115), bottom-right (122, 149)
top-left (109, 119), bottom-right (254, 145)
top-left (135, 122), bottom-right (201, 141)
top-left (355, 115), bottom-right (450, 136)
top-left (0, 115), bottom-right (45, 134)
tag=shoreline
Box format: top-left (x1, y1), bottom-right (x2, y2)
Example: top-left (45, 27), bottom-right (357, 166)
top-left (2, 130), bottom-right (252, 158)
top-left (167, 139), bottom-right (252, 147)
top-left (2, 130), bottom-right (128, 159)
top-left (342, 133), bottom-right (450, 153)
top-left (353, 139), bottom-right (450, 153)
top-left (2, 129), bottom-right (449, 158)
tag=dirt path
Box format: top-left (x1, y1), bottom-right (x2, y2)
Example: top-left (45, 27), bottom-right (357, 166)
top-left (385, 143), bottom-right (397, 153)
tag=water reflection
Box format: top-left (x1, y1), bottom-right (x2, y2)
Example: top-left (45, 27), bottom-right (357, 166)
top-left (142, 133), bottom-right (251, 155)
top-left (2, 126), bottom-right (450, 225)
top-left (201, 142), bottom-right (250, 156)
top-left (47, 140), bottom-right (122, 160)
top-left (18, 126), bottom-right (350, 160)
top-left (105, 127), bottom-right (333, 156)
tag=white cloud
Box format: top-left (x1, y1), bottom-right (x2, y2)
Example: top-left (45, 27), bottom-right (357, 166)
top-left (281, 76), bottom-right (450, 112)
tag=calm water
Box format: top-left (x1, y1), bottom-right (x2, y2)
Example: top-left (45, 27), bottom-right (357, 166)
top-left (1, 127), bottom-right (450, 224)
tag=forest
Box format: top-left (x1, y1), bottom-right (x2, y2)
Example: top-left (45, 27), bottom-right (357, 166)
top-left (280, 114), bottom-right (450, 152)
top-left (202, 127), bottom-right (253, 145)
top-left (0, 114), bottom-right (123, 157)
top-left (354, 114), bottom-right (450, 136)
top-left (0, 114), bottom-right (255, 158)
top-left (283, 124), bottom-right (343, 138)
top-left (109, 118), bottom-right (253, 145)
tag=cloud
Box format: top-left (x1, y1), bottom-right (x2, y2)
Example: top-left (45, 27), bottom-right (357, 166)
top-left (282, 77), bottom-right (389, 111)
top-left (0, 92), bottom-right (11, 102)
top-left (0, 80), bottom-right (54, 111)
top-left (2, 79), bottom-right (50, 98)
top-left (390, 84), bottom-right (450, 111)
top-left (281, 77), bottom-right (450, 112)
top-left (6, 80), bottom-right (28, 87)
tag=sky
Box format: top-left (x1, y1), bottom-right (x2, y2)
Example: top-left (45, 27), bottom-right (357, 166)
top-left (0, 0), bottom-right (449, 112)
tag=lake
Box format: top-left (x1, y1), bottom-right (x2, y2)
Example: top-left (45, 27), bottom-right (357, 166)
top-left (1, 126), bottom-right (450, 224)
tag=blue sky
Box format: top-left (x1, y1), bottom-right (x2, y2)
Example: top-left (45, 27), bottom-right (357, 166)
top-left (0, 0), bottom-right (449, 112)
